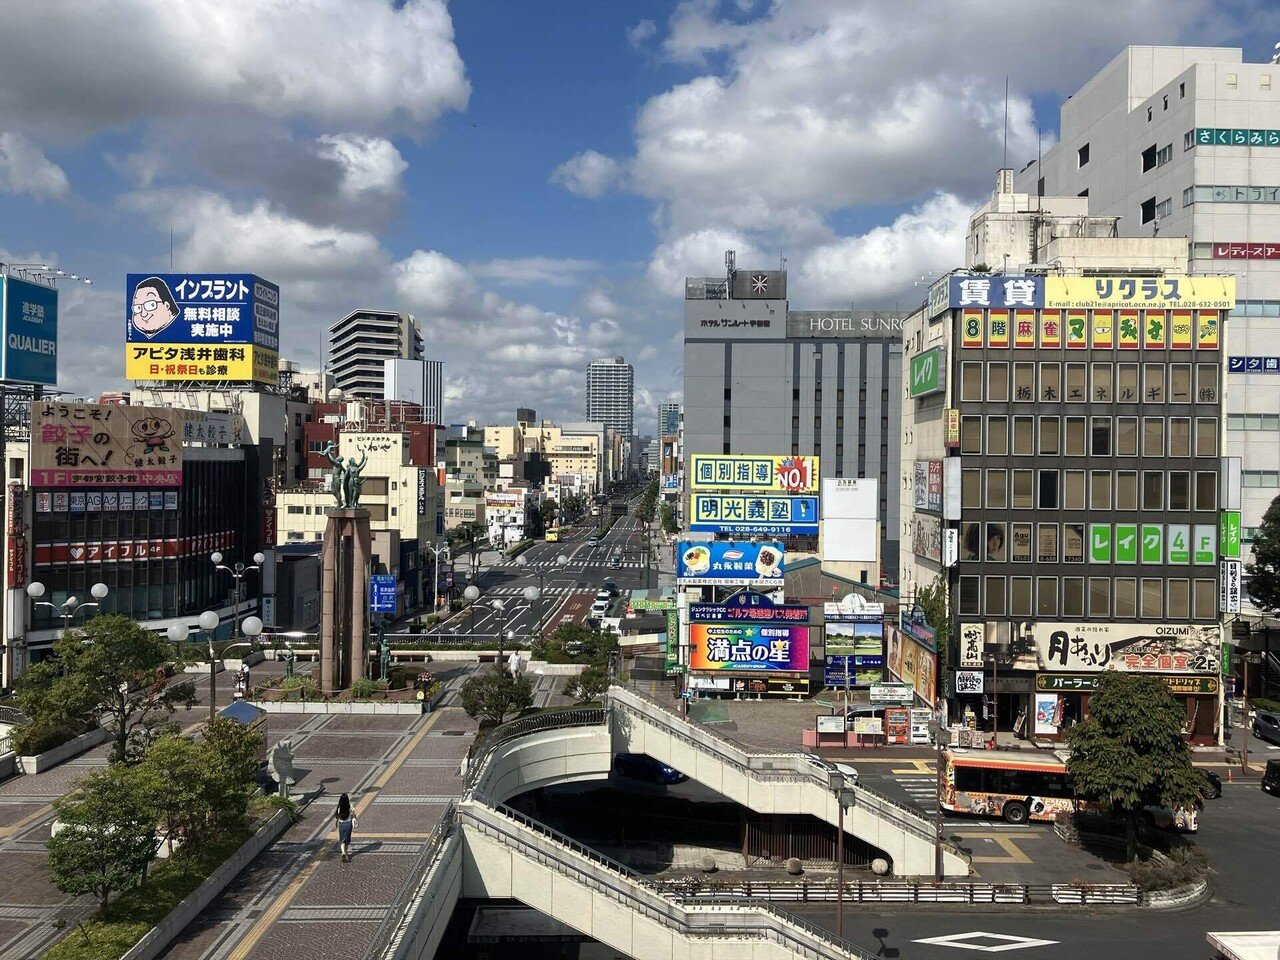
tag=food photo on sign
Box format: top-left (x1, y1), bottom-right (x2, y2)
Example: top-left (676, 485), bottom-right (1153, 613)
top-left (675, 540), bottom-right (785, 585)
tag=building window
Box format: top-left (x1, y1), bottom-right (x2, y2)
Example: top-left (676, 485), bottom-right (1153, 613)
top-left (985, 522), bottom-right (1007, 562)
top-left (1089, 470), bottom-right (1112, 510)
top-left (985, 577), bottom-right (1007, 616)
top-left (1142, 579), bottom-right (1163, 619)
top-left (1142, 418), bottom-right (1165, 457)
top-left (1167, 580), bottom-right (1191, 619)
top-left (1195, 471), bottom-right (1218, 511)
top-left (1039, 417), bottom-right (1061, 456)
top-left (988, 416), bottom-right (1008, 456)
top-left (1144, 364), bottom-right (1165, 403)
top-left (1039, 362), bottom-right (1061, 402)
top-left (1077, 143), bottom-right (1090, 167)
top-left (1193, 580), bottom-right (1216, 619)
top-left (1157, 144), bottom-right (1173, 167)
top-left (1089, 578), bottom-right (1111, 617)
top-left (1229, 413), bottom-right (1280, 431)
top-left (1116, 471), bottom-right (1138, 510)
top-left (1065, 417), bottom-right (1086, 456)
top-left (1116, 417), bottom-right (1138, 457)
top-left (1012, 470), bottom-right (1034, 509)
top-left (1196, 364), bottom-right (1219, 402)
top-left (1037, 470), bottom-right (1059, 510)
top-left (1013, 416), bottom-right (1034, 456)
top-left (1184, 130), bottom-right (1195, 151)
top-left (1064, 523), bottom-right (1085, 563)
top-left (1169, 418), bottom-right (1191, 457)
top-left (1078, 188), bottom-right (1089, 198)
top-left (1036, 577), bottom-right (1058, 617)
top-left (959, 577), bottom-right (980, 616)
top-left (1063, 577), bottom-right (1085, 617)
top-left (1013, 363), bottom-right (1035, 402)
top-left (1163, 94), bottom-right (1169, 111)
top-left (986, 470), bottom-right (1008, 510)
top-left (1116, 579), bottom-right (1137, 618)
top-left (1037, 523), bottom-right (1058, 563)
top-left (1064, 470), bottom-right (1086, 510)
top-left (1011, 577), bottom-right (1033, 616)
top-left (1179, 81), bottom-right (1186, 98)
top-left (1117, 363), bottom-right (1139, 401)
top-left (1037, 176), bottom-right (1045, 197)
top-left (1155, 198), bottom-right (1173, 218)
top-left (1169, 364), bottom-right (1191, 403)
top-left (1091, 363), bottom-right (1112, 402)
top-left (1196, 418), bottom-right (1218, 457)
top-left (1168, 471), bottom-right (1191, 511)
top-left (987, 362), bottom-right (1009, 402)
top-left (1147, 106), bottom-right (1153, 122)
top-left (1065, 363), bottom-right (1087, 402)
top-left (1244, 470), bottom-right (1280, 487)
top-left (962, 469), bottom-right (982, 507)
top-left (1142, 145), bottom-right (1158, 172)
top-left (961, 416), bottom-right (982, 455)
top-left (1140, 197), bottom-right (1157, 223)
top-left (961, 363), bottom-right (983, 401)
top-left (1090, 417), bottom-right (1112, 456)
top-left (1011, 523), bottom-right (1032, 562)
top-left (1142, 471), bottom-right (1165, 509)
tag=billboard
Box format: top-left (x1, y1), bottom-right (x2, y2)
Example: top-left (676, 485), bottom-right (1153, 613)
top-left (945, 274), bottom-right (1235, 312)
top-left (912, 514), bottom-right (942, 562)
top-left (912, 461), bottom-right (943, 512)
top-left (0, 275), bottom-right (58, 385)
top-left (690, 454), bottom-right (819, 493)
top-left (823, 619), bottom-right (884, 687)
top-left (31, 402), bottom-right (182, 487)
top-left (1028, 622), bottom-right (1221, 674)
top-left (908, 346), bottom-right (946, 398)
top-left (676, 540), bottom-right (784, 586)
top-left (821, 478), bottom-right (877, 562)
top-left (688, 623), bottom-right (809, 672)
top-left (886, 623), bottom-right (936, 706)
top-left (688, 493), bottom-right (817, 536)
top-left (689, 590), bottom-right (808, 623)
top-left (125, 273), bottom-right (279, 383)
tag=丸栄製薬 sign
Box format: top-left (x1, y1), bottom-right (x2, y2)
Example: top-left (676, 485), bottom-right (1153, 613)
top-left (676, 540), bottom-right (785, 586)
top-left (689, 455), bottom-right (819, 493)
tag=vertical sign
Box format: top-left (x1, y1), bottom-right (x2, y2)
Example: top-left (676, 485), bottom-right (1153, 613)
top-left (1065, 310), bottom-right (1088, 349)
top-left (1040, 310), bottom-right (1061, 348)
top-left (1092, 310), bottom-right (1114, 349)
top-left (1014, 310), bottom-right (1036, 348)
top-left (1089, 524), bottom-right (1112, 563)
top-left (1118, 310), bottom-right (1140, 349)
top-left (1144, 310), bottom-right (1167, 349)
top-left (1170, 310), bottom-right (1193, 349)
top-left (988, 310), bottom-right (1009, 348)
top-left (961, 309), bottom-right (984, 348)
top-left (1220, 560), bottom-right (1242, 614)
top-left (1168, 524), bottom-right (1191, 564)
top-left (1196, 310), bottom-right (1220, 349)
top-left (1221, 511), bottom-right (1242, 559)
top-left (945, 409), bottom-right (960, 449)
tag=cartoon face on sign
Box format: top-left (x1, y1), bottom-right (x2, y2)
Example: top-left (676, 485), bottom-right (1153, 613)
top-left (130, 417), bottom-right (175, 454)
top-left (131, 277), bottom-right (179, 338)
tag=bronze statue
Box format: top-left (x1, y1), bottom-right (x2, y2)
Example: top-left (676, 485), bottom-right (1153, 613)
top-left (319, 442), bottom-right (369, 509)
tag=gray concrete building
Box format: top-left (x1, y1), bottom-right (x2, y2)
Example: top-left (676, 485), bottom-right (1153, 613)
top-left (328, 309), bottom-right (423, 399)
top-left (1014, 45), bottom-right (1280, 630)
top-left (683, 260), bottom-right (903, 573)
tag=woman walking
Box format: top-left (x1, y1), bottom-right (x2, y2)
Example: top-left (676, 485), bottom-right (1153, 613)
top-left (336, 793), bottom-right (357, 862)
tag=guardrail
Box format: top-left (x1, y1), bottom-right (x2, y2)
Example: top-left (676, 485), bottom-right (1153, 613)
top-left (461, 794), bottom-right (878, 960)
top-left (463, 707), bottom-right (606, 792)
top-left (608, 687), bottom-right (953, 854)
top-left (0, 735), bottom-right (12, 756)
top-left (0, 705), bottom-right (29, 726)
top-left (659, 877), bottom-right (1140, 905)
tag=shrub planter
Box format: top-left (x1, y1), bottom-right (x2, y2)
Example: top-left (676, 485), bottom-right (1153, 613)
top-left (247, 699), bottom-right (423, 715)
top-left (182, 661), bottom-right (226, 675)
top-left (120, 805), bottom-right (298, 960)
top-left (17, 725), bottom-right (110, 775)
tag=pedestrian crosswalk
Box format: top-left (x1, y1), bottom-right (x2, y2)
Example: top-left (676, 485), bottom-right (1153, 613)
top-left (485, 584), bottom-right (579, 598)
top-left (896, 775), bottom-right (938, 810)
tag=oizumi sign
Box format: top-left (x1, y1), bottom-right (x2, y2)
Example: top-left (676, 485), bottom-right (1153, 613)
top-left (908, 346), bottom-right (946, 398)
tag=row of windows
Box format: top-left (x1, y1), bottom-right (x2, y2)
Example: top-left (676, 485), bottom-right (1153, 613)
top-left (1228, 413), bottom-right (1280, 431)
top-left (959, 416), bottom-right (1219, 459)
top-left (1231, 301), bottom-right (1280, 317)
top-left (1243, 471), bottom-right (1280, 487)
top-left (960, 521), bottom-right (1209, 565)
top-left (957, 575), bottom-right (1219, 621)
top-left (958, 361), bottom-right (1219, 406)
top-left (961, 468), bottom-right (1219, 512)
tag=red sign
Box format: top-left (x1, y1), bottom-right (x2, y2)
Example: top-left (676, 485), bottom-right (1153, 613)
top-left (1212, 242), bottom-right (1280, 260)
top-left (775, 457), bottom-right (815, 493)
top-left (261, 479), bottom-right (276, 547)
top-left (34, 530), bottom-right (235, 565)
top-left (927, 461), bottom-right (943, 507)
top-left (8, 537), bottom-right (27, 587)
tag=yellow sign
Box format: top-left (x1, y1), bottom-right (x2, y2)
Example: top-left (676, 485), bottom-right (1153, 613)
top-left (1197, 310), bottom-right (1220, 349)
top-left (988, 310), bottom-right (1009, 348)
top-left (1143, 310), bottom-right (1167, 349)
top-left (1013, 310), bottom-right (1036, 348)
top-left (1092, 310), bottom-right (1113, 349)
top-left (1039, 310), bottom-right (1061, 348)
top-left (1065, 310), bottom-right (1088, 349)
top-left (126, 345), bottom-right (278, 383)
top-left (961, 309), bottom-right (984, 348)
top-left (689, 454), bottom-right (820, 493)
top-left (1170, 310), bottom-right (1193, 349)
top-left (1117, 310), bottom-right (1140, 349)
top-left (945, 409), bottom-right (960, 448)
top-left (1044, 275), bottom-right (1235, 311)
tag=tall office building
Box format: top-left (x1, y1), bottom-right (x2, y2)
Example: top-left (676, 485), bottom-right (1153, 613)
top-left (659, 401), bottom-right (681, 438)
top-left (1015, 45), bottom-right (1277, 627)
top-left (383, 358), bottom-right (444, 424)
top-left (328, 309), bottom-right (423, 399)
top-left (586, 356), bottom-right (634, 443)
top-left (683, 259), bottom-right (903, 575)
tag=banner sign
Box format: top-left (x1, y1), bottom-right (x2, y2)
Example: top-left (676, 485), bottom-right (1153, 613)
top-left (6, 482), bottom-right (26, 587)
top-left (690, 454), bottom-right (819, 493)
top-left (908, 346), bottom-right (946, 398)
top-left (689, 592), bottom-right (808, 623)
top-left (369, 574), bottom-right (397, 614)
top-left (688, 623), bottom-right (809, 671)
top-left (913, 460), bottom-right (944, 512)
top-left (1220, 559), bottom-right (1243, 614)
top-left (1221, 511), bottom-right (1242, 559)
top-left (125, 273), bottom-right (279, 383)
top-left (34, 530), bottom-right (234, 564)
top-left (887, 624), bottom-right (937, 706)
top-left (1194, 128), bottom-right (1280, 147)
top-left (1228, 357), bottom-right (1280, 373)
top-left (912, 514), bottom-right (942, 563)
top-left (958, 622), bottom-right (984, 668)
top-left (869, 682), bottom-right (914, 704)
top-left (688, 494), bottom-right (817, 536)
top-left (676, 540), bottom-right (784, 586)
top-left (0, 275), bottom-right (58, 385)
top-left (948, 274), bottom-right (1045, 310)
top-left (1212, 242), bottom-right (1280, 259)
top-left (1036, 674), bottom-right (1219, 695)
top-left (954, 670), bottom-right (984, 695)
top-left (946, 274), bottom-right (1235, 312)
top-left (1028, 622), bottom-right (1221, 674)
top-left (31, 402), bottom-right (183, 487)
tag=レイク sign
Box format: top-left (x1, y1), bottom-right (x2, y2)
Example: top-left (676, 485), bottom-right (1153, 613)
top-left (908, 346), bottom-right (946, 398)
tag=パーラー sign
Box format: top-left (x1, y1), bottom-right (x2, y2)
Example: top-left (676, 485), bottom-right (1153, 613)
top-left (31, 402), bottom-right (182, 487)
top-left (1028, 622), bottom-right (1221, 674)
top-left (1035, 674), bottom-right (1219, 695)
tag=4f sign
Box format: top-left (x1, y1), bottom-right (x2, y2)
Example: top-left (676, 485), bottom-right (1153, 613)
top-left (909, 346), bottom-right (946, 398)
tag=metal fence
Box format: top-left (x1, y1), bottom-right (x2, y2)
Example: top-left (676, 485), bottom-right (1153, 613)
top-left (660, 877), bottom-right (1141, 905)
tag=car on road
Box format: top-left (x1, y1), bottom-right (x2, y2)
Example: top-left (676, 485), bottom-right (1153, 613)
top-left (1200, 770), bottom-right (1222, 800)
top-left (1253, 710), bottom-right (1280, 746)
top-left (601, 581), bottom-right (619, 596)
top-left (587, 536), bottom-right (599, 546)
top-left (609, 554), bottom-right (621, 568)
top-left (1263, 759), bottom-right (1280, 796)
top-left (614, 753), bottom-right (687, 784)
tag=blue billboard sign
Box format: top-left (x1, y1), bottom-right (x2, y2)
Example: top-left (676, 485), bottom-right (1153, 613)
top-left (690, 590), bottom-right (808, 623)
top-left (1228, 356), bottom-right (1280, 374)
top-left (688, 494), bottom-right (818, 536)
top-left (125, 273), bottom-right (279, 349)
top-left (369, 574), bottom-right (397, 614)
top-left (0, 276), bottom-right (58, 385)
top-left (947, 273), bottom-right (1044, 310)
top-left (676, 541), bottom-right (784, 587)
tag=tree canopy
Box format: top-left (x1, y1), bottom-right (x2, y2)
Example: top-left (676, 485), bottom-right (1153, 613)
top-left (1246, 493), bottom-right (1280, 612)
top-left (459, 668), bottom-right (534, 725)
top-left (1066, 672), bottom-right (1205, 860)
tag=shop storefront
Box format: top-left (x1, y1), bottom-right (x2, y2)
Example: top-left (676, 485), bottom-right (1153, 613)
top-left (1028, 673), bottom-right (1220, 744)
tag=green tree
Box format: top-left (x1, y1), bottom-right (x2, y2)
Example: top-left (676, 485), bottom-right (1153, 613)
top-left (1246, 493), bottom-right (1280, 612)
top-left (914, 575), bottom-right (951, 683)
top-left (47, 764), bottom-right (161, 913)
top-left (659, 501), bottom-right (678, 535)
top-left (459, 669), bottom-right (534, 725)
top-left (564, 664), bottom-right (610, 703)
top-left (13, 615), bottom-right (197, 763)
top-left (1066, 673), bottom-right (1205, 861)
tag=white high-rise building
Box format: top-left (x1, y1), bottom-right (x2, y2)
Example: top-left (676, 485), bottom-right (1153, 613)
top-left (1016, 45), bottom-right (1280, 622)
top-left (586, 356), bottom-right (634, 446)
top-left (328, 309), bottom-right (423, 399)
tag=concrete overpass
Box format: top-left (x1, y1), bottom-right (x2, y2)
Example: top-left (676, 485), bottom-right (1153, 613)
top-left (375, 688), bottom-right (967, 960)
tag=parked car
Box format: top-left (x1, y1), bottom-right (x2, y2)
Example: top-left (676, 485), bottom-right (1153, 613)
top-left (1201, 770), bottom-right (1223, 800)
top-left (614, 753), bottom-right (687, 784)
top-left (1263, 758), bottom-right (1280, 796)
top-left (1253, 710), bottom-right (1280, 746)
top-left (601, 581), bottom-right (619, 596)
top-left (800, 754), bottom-right (860, 786)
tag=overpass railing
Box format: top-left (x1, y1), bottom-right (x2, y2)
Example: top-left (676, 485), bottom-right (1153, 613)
top-left (460, 793), bottom-right (878, 960)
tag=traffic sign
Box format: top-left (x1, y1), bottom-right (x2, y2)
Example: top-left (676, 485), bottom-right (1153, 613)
top-left (369, 575), bottom-right (397, 614)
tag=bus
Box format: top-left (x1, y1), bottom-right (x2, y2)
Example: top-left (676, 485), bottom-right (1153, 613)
top-left (545, 527), bottom-right (561, 543)
top-left (940, 748), bottom-right (1198, 830)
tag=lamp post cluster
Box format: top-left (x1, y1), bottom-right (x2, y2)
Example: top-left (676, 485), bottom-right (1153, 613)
top-left (27, 581), bottom-right (109, 634)
top-left (167, 611), bottom-right (263, 722)
top-left (211, 551), bottom-right (265, 640)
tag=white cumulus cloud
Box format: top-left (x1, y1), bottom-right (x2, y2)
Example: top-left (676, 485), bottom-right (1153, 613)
top-left (316, 134), bottom-right (408, 199)
top-left (0, 132), bottom-right (69, 200)
top-left (550, 150), bottom-right (623, 199)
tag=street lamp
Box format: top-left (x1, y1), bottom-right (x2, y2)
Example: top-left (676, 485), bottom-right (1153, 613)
top-left (211, 551), bottom-right (265, 641)
top-left (515, 553), bottom-right (567, 636)
top-left (28, 581), bottom-right (109, 636)
top-left (835, 780), bottom-right (856, 937)
top-left (170, 611), bottom-right (222, 723)
top-left (463, 584), bottom-right (480, 640)
top-left (424, 541), bottom-right (450, 617)
top-left (929, 722), bottom-right (953, 881)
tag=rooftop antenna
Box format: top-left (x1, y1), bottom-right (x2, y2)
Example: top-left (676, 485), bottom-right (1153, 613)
top-left (1002, 74), bottom-right (1009, 169)
top-left (779, 243), bottom-right (787, 271)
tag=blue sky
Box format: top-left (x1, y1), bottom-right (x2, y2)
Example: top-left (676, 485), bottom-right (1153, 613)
top-left (1, 0), bottom-right (1277, 427)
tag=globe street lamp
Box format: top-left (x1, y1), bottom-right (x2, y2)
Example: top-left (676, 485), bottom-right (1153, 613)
top-left (211, 551), bottom-right (266, 641)
top-left (514, 553), bottom-right (568, 637)
top-left (463, 584), bottom-right (481, 640)
top-left (424, 541), bottom-right (450, 618)
top-left (28, 581), bottom-right (109, 637)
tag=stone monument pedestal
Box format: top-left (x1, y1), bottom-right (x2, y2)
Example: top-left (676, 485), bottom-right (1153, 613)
top-left (320, 509), bottom-right (372, 694)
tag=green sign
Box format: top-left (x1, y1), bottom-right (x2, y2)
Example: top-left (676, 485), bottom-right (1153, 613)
top-left (1221, 642), bottom-right (1232, 677)
top-left (1141, 525), bottom-right (1164, 564)
top-left (1168, 524), bottom-right (1190, 564)
top-left (1221, 511), bottom-right (1242, 560)
top-left (1193, 524), bottom-right (1217, 565)
top-left (1195, 127), bottom-right (1280, 147)
top-left (1088, 524), bottom-right (1112, 563)
top-left (1114, 523), bottom-right (1138, 564)
top-left (908, 346), bottom-right (946, 399)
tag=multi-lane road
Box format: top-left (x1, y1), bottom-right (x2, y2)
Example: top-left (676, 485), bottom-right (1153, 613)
top-left (412, 502), bottom-right (657, 644)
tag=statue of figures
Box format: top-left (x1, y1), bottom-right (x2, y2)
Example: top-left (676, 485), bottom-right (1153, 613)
top-left (378, 622), bottom-right (391, 682)
top-left (283, 644), bottom-right (295, 679)
top-left (344, 449), bottom-right (368, 509)
top-left (267, 739), bottom-right (297, 799)
top-left (320, 441), bottom-right (346, 507)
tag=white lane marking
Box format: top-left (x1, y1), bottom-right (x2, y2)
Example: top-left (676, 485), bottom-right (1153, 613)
top-left (912, 932), bottom-right (1060, 953)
